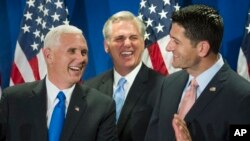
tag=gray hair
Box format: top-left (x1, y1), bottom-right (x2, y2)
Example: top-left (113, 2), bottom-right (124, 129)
top-left (44, 24), bottom-right (83, 48)
top-left (102, 11), bottom-right (146, 40)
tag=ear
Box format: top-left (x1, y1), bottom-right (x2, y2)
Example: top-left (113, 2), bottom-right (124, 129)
top-left (104, 40), bottom-right (109, 53)
top-left (43, 48), bottom-right (53, 63)
top-left (197, 41), bottom-right (210, 57)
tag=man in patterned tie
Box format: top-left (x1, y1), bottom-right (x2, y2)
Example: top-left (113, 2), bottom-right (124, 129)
top-left (0, 25), bottom-right (117, 141)
top-left (145, 4), bottom-right (250, 141)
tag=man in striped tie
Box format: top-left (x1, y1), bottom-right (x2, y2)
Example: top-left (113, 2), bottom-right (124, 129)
top-left (145, 4), bottom-right (250, 141)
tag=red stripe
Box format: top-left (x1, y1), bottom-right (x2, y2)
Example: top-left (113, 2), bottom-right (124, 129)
top-left (10, 63), bottom-right (25, 84)
top-left (148, 43), bottom-right (168, 75)
top-left (29, 56), bottom-right (40, 80)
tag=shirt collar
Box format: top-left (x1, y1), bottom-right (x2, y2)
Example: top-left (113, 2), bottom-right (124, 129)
top-left (114, 62), bottom-right (142, 87)
top-left (190, 54), bottom-right (224, 98)
top-left (46, 77), bottom-right (75, 106)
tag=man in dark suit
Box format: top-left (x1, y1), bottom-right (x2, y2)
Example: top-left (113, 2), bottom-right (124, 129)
top-left (85, 11), bottom-right (166, 141)
top-left (0, 25), bottom-right (117, 141)
top-left (145, 5), bottom-right (250, 141)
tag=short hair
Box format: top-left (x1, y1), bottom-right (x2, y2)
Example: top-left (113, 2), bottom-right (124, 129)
top-left (172, 5), bottom-right (224, 54)
top-left (102, 11), bottom-right (146, 40)
top-left (44, 24), bottom-right (83, 48)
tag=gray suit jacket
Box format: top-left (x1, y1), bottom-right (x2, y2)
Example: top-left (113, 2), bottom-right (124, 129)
top-left (0, 79), bottom-right (117, 141)
top-left (85, 64), bottom-right (166, 141)
top-left (145, 63), bottom-right (250, 141)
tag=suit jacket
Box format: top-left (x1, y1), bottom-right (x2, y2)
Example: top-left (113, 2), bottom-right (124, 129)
top-left (85, 64), bottom-right (166, 141)
top-left (0, 79), bottom-right (117, 141)
top-left (145, 63), bottom-right (250, 141)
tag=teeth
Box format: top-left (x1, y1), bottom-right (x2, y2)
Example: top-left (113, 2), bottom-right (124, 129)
top-left (69, 66), bottom-right (81, 71)
top-left (121, 51), bottom-right (132, 55)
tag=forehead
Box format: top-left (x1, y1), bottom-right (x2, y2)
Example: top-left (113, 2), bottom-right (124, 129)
top-left (110, 20), bottom-right (140, 35)
top-left (59, 33), bottom-right (87, 45)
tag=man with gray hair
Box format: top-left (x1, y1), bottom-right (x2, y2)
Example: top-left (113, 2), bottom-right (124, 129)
top-left (85, 11), bottom-right (166, 141)
top-left (0, 25), bottom-right (117, 141)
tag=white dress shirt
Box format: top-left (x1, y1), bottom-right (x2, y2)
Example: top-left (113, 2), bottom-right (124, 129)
top-left (113, 62), bottom-right (142, 99)
top-left (46, 77), bottom-right (75, 127)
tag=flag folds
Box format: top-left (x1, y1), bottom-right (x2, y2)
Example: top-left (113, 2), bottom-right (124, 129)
top-left (10, 0), bottom-right (69, 85)
top-left (237, 7), bottom-right (250, 81)
top-left (138, 0), bottom-right (180, 75)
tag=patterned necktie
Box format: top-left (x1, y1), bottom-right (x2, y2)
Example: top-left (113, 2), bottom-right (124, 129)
top-left (49, 91), bottom-right (66, 141)
top-left (178, 79), bottom-right (198, 119)
top-left (113, 78), bottom-right (127, 122)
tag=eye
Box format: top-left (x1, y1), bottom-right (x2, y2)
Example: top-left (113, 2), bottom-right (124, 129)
top-left (171, 38), bottom-right (180, 45)
top-left (114, 36), bottom-right (125, 42)
top-left (81, 49), bottom-right (88, 56)
top-left (130, 35), bottom-right (139, 41)
top-left (68, 48), bottom-right (76, 54)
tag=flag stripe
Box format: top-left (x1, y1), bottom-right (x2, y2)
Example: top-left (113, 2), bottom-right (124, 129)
top-left (11, 42), bottom-right (35, 84)
top-left (10, 63), bottom-right (25, 84)
top-left (29, 55), bottom-right (40, 80)
top-left (148, 42), bottom-right (168, 75)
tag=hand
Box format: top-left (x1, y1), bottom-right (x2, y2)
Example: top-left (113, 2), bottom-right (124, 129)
top-left (172, 114), bottom-right (192, 141)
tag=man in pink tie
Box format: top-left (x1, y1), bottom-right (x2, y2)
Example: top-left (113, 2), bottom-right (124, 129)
top-left (145, 4), bottom-right (250, 141)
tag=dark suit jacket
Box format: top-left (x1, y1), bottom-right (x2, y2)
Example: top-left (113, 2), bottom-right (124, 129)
top-left (0, 79), bottom-right (117, 141)
top-left (85, 64), bottom-right (166, 141)
top-left (145, 63), bottom-right (250, 141)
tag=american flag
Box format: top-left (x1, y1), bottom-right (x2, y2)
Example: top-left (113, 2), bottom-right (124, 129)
top-left (138, 0), bottom-right (180, 75)
top-left (10, 0), bottom-right (69, 85)
top-left (237, 7), bottom-right (250, 81)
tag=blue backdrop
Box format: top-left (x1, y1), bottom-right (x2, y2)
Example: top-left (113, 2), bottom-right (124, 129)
top-left (0, 0), bottom-right (249, 88)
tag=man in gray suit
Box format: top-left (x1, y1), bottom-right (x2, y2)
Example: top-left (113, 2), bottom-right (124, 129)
top-left (85, 11), bottom-right (166, 141)
top-left (0, 25), bottom-right (117, 141)
top-left (145, 5), bottom-right (250, 141)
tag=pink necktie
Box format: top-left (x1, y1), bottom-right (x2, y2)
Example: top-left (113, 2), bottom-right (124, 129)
top-left (178, 79), bottom-right (198, 119)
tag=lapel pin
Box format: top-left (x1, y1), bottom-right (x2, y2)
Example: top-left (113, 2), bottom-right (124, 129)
top-left (209, 87), bottom-right (216, 92)
top-left (75, 106), bottom-right (80, 112)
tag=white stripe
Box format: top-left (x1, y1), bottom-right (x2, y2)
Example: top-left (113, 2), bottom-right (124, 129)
top-left (157, 36), bottom-right (180, 74)
top-left (9, 79), bottom-right (14, 86)
top-left (237, 48), bottom-right (250, 81)
top-left (13, 42), bottom-right (36, 82)
top-left (37, 49), bottom-right (47, 79)
top-left (142, 49), bottom-right (153, 68)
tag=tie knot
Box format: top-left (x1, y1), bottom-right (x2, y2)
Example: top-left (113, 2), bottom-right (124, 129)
top-left (117, 77), bottom-right (127, 87)
top-left (190, 79), bottom-right (198, 88)
top-left (57, 91), bottom-right (66, 101)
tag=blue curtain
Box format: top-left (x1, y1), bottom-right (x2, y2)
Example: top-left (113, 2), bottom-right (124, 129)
top-left (0, 0), bottom-right (249, 88)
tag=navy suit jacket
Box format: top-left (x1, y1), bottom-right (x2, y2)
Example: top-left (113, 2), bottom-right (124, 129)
top-left (85, 64), bottom-right (166, 141)
top-left (145, 63), bottom-right (250, 141)
top-left (0, 79), bottom-right (117, 141)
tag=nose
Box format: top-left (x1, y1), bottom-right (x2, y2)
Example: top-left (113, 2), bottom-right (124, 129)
top-left (166, 39), bottom-right (174, 52)
top-left (124, 38), bottom-right (132, 47)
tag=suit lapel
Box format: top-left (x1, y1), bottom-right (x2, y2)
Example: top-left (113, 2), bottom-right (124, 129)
top-left (60, 84), bottom-right (87, 141)
top-left (185, 64), bottom-right (228, 121)
top-left (117, 64), bottom-right (149, 134)
top-left (31, 79), bottom-right (49, 141)
top-left (98, 70), bottom-right (114, 97)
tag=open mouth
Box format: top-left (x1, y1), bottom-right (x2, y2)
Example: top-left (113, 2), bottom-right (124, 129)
top-left (69, 66), bottom-right (83, 71)
top-left (121, 51), bottom-right (133, 57)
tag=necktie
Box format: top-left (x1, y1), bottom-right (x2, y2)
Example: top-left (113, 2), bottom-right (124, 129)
top-left (113, 78), bottom-right (127, 122)
top-left (49, 91), bottom-right (66, 141)
top-left (178, 79), bottom-right (198, 119)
